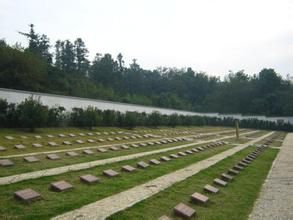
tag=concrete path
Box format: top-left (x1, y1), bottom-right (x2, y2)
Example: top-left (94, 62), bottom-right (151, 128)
top-left (52, 132), bottom-right (274, 220)
top-left (249, 133), bottom-right (293, 220)
top-left (0, 130), bottom-right (257, 185)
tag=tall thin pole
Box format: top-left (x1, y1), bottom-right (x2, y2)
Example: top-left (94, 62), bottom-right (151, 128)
top-left (235, 120), bottom-right (239, 139)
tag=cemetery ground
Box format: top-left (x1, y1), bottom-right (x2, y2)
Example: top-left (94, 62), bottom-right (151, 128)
top-left (0, 126), bottom-right (287, 219)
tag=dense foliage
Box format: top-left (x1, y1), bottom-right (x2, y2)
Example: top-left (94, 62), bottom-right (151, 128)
top-left (1, 24), bottom-right (293, 116)
top-left (0, 97), bottom-right (292, 131)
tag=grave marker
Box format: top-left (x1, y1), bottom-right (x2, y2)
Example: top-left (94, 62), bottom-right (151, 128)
top-left (173, 203), bottom-right (196, 219)
top-left (24, 156), bottom-right (39, 163)
top-left (47, 135), bottom-right (54, 138)
top-left (5, 136), bottom-right (14, 140)
top-left (149, 159), bottom-right (161, 165)
top-left (0, 159), bottom-right (14, 166)
top-left (83, 149), bottom-right (94, 155)
top-left (191, 192), bottom-right (209, 204)
top-left (32, 143), bottom-right (43, 148)
top-left (214, 178), bottom-right (227, 186)
top-left (63, 141), bottom-right (72, 145)
top-left (76, 140), bottom-right (85, 144)
top-left (0, 146), bottom-right (6, 151)
top-left (14, 188), bottom-right (41, 202)
top-left (160, 156), bottom-right (171, 162)
top-left (137, 161), bottom-right (149, 169)
top-left (69, 133), bottom-right (76, 137)
top-left (80, 174), bottom-right (99, 184)
top-left (103, 169), bottom-right (119, 177)
top-left (50, 180), bottom-right (73, 192)
top-left (58, 134), bottom-right (65, 137)
top-left (204, 184), bottom-right (219, 193)
top-left (122, 165), bottom-right (136, 172)
top-left (228, 168), bottom-right (240, 175)
top-left (48, 142), bottom-right (58, 147)
top-left (221, 173), bottom-right (233, 181)
top-left (14, 144), bottom-right (25, 149)
top-left (97, 148), bottom-right (107, 153)
top-left (110, 146), bottom-right (119, 151)
top-left (66, 151), bottom-right (79, 157)
top-left (170, 154), bottom-right (179, 159)
top-left (46, 154), bottom-right (60, 160)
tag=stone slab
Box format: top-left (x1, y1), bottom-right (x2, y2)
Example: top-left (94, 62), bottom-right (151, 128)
top-left (103, 169), bottom-right (119, 177)
top-left (214, 178), bottom-right (227, 186)
top-left (24, 156), bottom-right (39, 163)
top-left (204, 184), bottom-right (219, 193)
top-left (160, 156), bottom-right (171, 162)
top-left (66, 151), bottom-right (79, 157)
top-left (63, 141), bottom-right (72, 145)
top-left (97, 148), bottom-right (107, 153)
top-left (122, 165), bottom-right (136, 172)
top-left (191, 192), bottom-right (209, 204)
top-left (14, 144), bottom-right (25, 149)
top-left (221, 173), bottom-right (233, 181)
top-left (149, 159), bottom-right (161, 165)
top-left (50, 180), bottom-right (73, 192)
top-left (137, 161), bottom-right (149, 169)
top-left (83, 149), bottom-right (94, 155)
top-left (0, 159), bottom-right (14, 166)
top-left (173, 202), bottom-right (196, 218)
top-left (0, 146), bottom-right (6, 151)
top-left (47, 154), bottom-right (60, 160)
top-left (32, 143), bottom-right (43, 148)
top-left (228, 168), bottom-right (240, 175)
top-left (14, 188), bottom-right (41, 202)
top-left (170, 154), bottom-right (179, 159)
top-left (80, 174), bottom-right (99, 184)
top-left (48, 142), bottom-right (58, 147)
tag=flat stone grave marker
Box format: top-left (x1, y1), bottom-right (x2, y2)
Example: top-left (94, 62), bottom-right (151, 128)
top-left (178, 152), bottom-right (187, 156)
top-left (221, 173), bottom-right (233, 181)
top-left (87, 133), bottom-right (94, 136)
top-left (121, 145), bottom-right (129, 149)
top-left (192, 148), bottom-right (199, 153)
top-left (214, 178), bottom-right (227, 186)
top-left (158, 215), bottom-right (171, 220)
top-left (140, 143), bottom-right (147, 147)
top-left (14, 188), bottom-right (41, 202)
top-left (115, 137), bottom-right (122, 140)
top-left (161, 140), bottom-right (168, 144)
top-left (242, 158), bottom-right (252, 164)
top-left (87, 139), bottom-right (95, 143)
top-left (170, 154), bottom-right (179, 159)
top-left (58, 134), bottom-right (66, 137)
top-left (191, 192), bottom-right (209, 204)
top-left (63, 141), bottom-right (72, 145)
top-left (48, 141), bottom-right (58, 147)
top-left (149, 159), bottom-right (161, 165)
top-left (76, 140), bottom-right (85, 144)
top-left (47, 134), bottom-right (54, 138)
top-left (98, 139), bottom-right (105, 142)
top-left (131, 144), bottom-right (139, 148)
top-left (160, 156), bottom-right (171, 162)
top-left (137, 161), bottom-right (149, 169)
top-left (123, 136), bottom-right (130, 140)
top-left (110, 146), bottom-right (119, 151)
top-left (79, 133), bottom-right (85, 136)
top-left (20, 136), bottom-right (28, 139)
top-left (185, 150), bottom-right (193, 154)
top-left (0, 159), bottom-right (14, 166)
top-left (83, 149), bottom-right (94, 155)
top-left (197, 147), bottom-right (205, 151)
top-left (103, 132), bottom-right (109, 135)
top-left (107, 138), bottom-right (114, 141)
top-left (233, 164), bottom-right (244, 171)
top-left (204, 184), bottom-right (219, 193)
top-left (103, 169), bottom-right (119, 177)
top-left (5, 136), bottom-right (14, 140)
top-left (131, 136), bottom-right (137, 139)
top-left (122, 165), bottom-right (136, 172)
top-left (69, 133), bottom-right (76, 137)
top-left (24, 156), bottom-right (39, 163)
top-left (14, 144), bottom-right (25, 149)
top-left (0, 146), bottom-right (6, 151)
top-left (80, 174), bottom-right (100, 184)
top-left (173, 202), bottom-right (196, 219)
top-left (96, 132), bottom-right (101, 135)
top-left (238, 161), bottom-right (249, 167)
top-left (147, 142), bottom-right (154, 145)
top-left (50, 180), bottom-right (73, 192)
top-left (228, 168), bottom-right (240, 175)
top-left (167, 139), bottom-right (173, 143)
top-left (155, 141), bottom-right (161, 145)
top-left (32, 143), bottom-right (43, 148)
top-left (66, 151), bottom-right (79, 157)
top-left (47, 154), bottom-right (60, 160)
top-left (97, 148), bottom-right (107, 153)
top-left (110, 131), bottom-right (116, 134)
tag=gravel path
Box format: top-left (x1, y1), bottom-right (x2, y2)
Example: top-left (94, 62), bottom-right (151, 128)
top-left (0, 130), bottom-right (256, 186)
top-left (249, 133), bottom-right (293, 220)
top-left (52, 132), bottom-right (273, 220)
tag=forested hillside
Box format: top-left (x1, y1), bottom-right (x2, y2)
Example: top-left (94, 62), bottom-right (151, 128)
top-left (1, 24), bottom-right (293, 116)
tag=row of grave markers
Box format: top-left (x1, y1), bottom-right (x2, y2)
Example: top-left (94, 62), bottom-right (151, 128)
top-left (0, 137), bottom-right (189, 167)
top-left (160, 142), bottom-right (272, 219)
top-left (12, 141), bottom-right (227, 203)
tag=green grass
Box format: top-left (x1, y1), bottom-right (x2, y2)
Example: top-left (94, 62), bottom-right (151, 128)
top-left (0, 144), bottom-right (233, 219)
top-left (108, 146), bottom-right (279, 220)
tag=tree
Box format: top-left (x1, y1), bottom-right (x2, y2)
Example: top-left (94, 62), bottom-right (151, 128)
top-left (124, 111), bottom-right (137, 129)
top-left (17, 96), bottom-right (48, 131)
top-left (74, 38), bottom-right (89, 75)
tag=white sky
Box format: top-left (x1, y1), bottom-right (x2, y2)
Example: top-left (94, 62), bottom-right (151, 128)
top-left (1, 0), bottom-right (293, 77)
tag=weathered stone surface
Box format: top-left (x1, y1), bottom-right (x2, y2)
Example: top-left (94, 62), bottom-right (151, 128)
top-left (97, 148), bottom-right (107, 153)
top-left (238, 161), bottom-right (249, 167)
top-left (24, 156), bottom-right (39, 163)
top-left (32, 143), bottom-right (43, 148)
top-left (131, 144), bottom-right (139, 148)
top-left (110, 146), bottom-right (119, 151)
top-left (185, 150), bottom-right (193, 154)
top-left (14, 144), bottom-right (25, 149)
top-left (98, 139), bottom-right (105, 142)
top-left (80, 174), bottom-right (99, 184)
top-left (103, 169), bottom-right (119, 177)
top-left (83, 149), bottom-right (94, 155)
top-left (69, 133), bottom-right (76, 137)
top-left (170, 154), bottom-right (179, 159)
top-left (14, 188), bottom-right (41, 202)
top-left (0, 146), bottom-right (6, 151)
top-left (47, 135), bottom-right (54, 138)
top-left (137, 161), bottom-right (149, 169)
top-left (0, 159), bottom-right (14, 166)
top-left (87, 133), bottom-right (94, 136)
top-left (192, 148), bottom-right (199, 153)
top-left (204, 184), bottom-right (219, 193)
top-left (242, 158), bottom-right (252, 164)
top-left (228, 168), bottom-right (240, 175)
top-left (107, 138), bottom-right (114, 141)
top-left (178, 152), bottom-right (187, 156)
top-left (76, 140), bottom-right (85, 144)
top-left (63, 141), bottom-right (72, 145)
top-left (79, 133), bottom-right (85, 136)
top-left (47, 154), bottom-right (60, 160)
top-left (173, 202), bottom-right (196, 218)
top-left (160, 156), bottom-right (171, 162)
top-left (58, 134), bottom-right (66, 137)
top-left (96, 132), bottom-right (101, 135)
top-left (191, 192), bottom-right (209, 204)
top-left (5, 136), bottom-right (14, 140)
top-left (48, 142), bottom-right (58, 147)
top-left (214, 178), bottom-right (227, 186)
top-left (149, 159), bottom-right (161, 165)
top-left (87, 139), bottom-right (95, 143)
top-left (20, 136), bottom-right (28, 139)
top-left (121, 145), bottom-right (129, 149)
top-left (158, 215), bottom-right (171, 220)
top-left (50, 180), bottom-right (73, 192)
top-left (233, 164), bottom-right (244, 171)
top-left (221, 173), bottom-right (233, 181)
top-left (122, 165), bottom-right (136, 172)
top-left (66, 151), bottom-right (79, 157)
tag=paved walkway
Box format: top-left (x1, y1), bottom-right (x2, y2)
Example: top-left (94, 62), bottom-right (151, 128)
top-left (0, 130), bottom-right (257, 185)
top-left (52, 132), bottom-right (274, 220)
top-left (249, 133), bottom-right (293, 220)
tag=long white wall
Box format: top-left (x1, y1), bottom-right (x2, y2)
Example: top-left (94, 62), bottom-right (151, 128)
top-left (1, 88), bottom-right (292, 124)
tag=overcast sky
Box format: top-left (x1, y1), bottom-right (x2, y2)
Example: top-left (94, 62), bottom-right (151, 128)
top-left (1, 0), bottom-right (293, 77)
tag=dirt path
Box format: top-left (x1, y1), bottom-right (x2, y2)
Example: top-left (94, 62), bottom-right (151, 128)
top-left (249, 133), bottom-right (293, 220)
top-left (52, 132), bottom-right (273, 220)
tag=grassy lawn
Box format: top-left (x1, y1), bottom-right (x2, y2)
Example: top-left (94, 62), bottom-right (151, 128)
top-left (108, 146), bottom-right (279, 220)
top-left (0, 143), bottom-right (234, 219)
